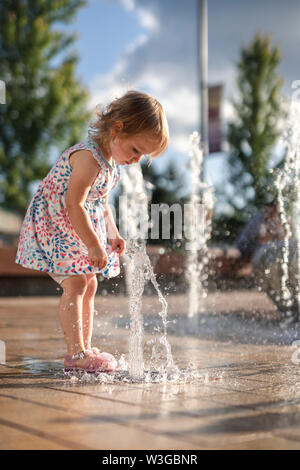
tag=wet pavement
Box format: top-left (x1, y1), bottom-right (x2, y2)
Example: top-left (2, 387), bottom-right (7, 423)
top-left (1, 291), bottom-right (300, 449)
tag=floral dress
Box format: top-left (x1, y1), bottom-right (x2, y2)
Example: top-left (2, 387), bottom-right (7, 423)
top-left (16, 137), bottom-right (121, 278)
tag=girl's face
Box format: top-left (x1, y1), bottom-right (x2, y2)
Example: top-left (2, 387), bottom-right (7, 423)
top-left (109, 125), bottom-right (159, 165)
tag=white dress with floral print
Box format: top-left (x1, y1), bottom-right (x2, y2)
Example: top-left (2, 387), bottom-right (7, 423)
top-left (16, 137), bottom-right (121, 278)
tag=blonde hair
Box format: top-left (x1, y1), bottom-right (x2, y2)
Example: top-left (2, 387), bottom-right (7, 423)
top-left (88, 90), bottom-right (169, 158)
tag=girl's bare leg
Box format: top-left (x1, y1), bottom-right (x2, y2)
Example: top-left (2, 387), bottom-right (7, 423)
top-left (58, 274), bottom-right (114, 371)
top-left (58, 274), bottom-right (88, 356)
top-left (81, 273), bottom-right (117, 371)
top-left (82, 274), bottom-right (98, 349)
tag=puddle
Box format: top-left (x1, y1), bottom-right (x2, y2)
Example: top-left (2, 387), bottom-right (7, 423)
top-left (5, 357), bottom-right (65, 376)
top-left (5, 355), bottom-right (221, 385)
top-left (116, 313), bottom-right (300, 346)
top-left (60, 366), bottom-right (225, 385)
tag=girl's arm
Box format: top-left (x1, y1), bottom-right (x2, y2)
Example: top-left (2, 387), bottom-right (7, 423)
top-left (103, 195), bottom-right (119, 241)
top-left (103, 195), bottom-right (126, 256)
top-left (66, 150), bottom-right (102, 249)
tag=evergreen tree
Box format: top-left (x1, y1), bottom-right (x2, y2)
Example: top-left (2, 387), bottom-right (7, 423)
top-left (0, 0), bottom-right (89, 214)
top-left (226, 33), bottom-right (285, 219)
top-left (141, 159), bottom-right (186, 206)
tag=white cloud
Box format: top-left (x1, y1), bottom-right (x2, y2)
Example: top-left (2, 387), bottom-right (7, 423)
top-left (89, 0), bottom-right (300, 158)
top-left (124, 33), bottom-right (148, 55)
top-left (120, 0), bottom-right (134, 11)
top-left (120, 0), bottom-right (159, 31)
top-left (89, 0), bottom-right (199, 155)
top-left (162, 86), bottom-right (198, 127)
top-left (137, 6), bottom-right (159, 31)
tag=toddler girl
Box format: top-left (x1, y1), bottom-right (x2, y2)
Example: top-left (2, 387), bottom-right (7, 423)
top-left (15, 90), bottom-right (169, 372)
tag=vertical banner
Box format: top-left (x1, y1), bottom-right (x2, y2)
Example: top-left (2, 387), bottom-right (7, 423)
top-left (208, 84), bottom-right (222, 153)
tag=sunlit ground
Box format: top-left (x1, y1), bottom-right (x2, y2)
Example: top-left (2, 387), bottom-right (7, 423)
top-left (1, 290), bottom-right (300, 449)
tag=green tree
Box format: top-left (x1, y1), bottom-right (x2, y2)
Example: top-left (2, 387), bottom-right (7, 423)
top-left (0, 0), bottom-right (89, 214)
top-left (141, 160), bottom-right (186, 206)
top-left (226, 33), bottom-right (285, 220)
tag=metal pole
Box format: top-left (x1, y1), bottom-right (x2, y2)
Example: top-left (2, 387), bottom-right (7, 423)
top-left (199, 0), bottom-right (209, 161)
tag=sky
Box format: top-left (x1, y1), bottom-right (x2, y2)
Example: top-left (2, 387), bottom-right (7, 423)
top-left (67, 0), bottom-right (300, 206)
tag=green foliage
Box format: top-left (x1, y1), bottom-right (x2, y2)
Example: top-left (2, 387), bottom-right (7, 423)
top-left (226, 32), bottom-right (286, 220)
top-left (0, 0), bottom-right (89, 214)
top-left (211, 214), bottom-right (246, 244)
top-left (141, 159), bottom-right (186, 205)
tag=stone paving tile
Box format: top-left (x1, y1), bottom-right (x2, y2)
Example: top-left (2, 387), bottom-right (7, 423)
top-left (254, 383), bottom-right (300, 401)
top-left (237, 372), bottom-right (300, 386)
top-left (0, 386), bottom-right (165, 419)
top-left (148, 396), bottom-right (251, 419)
top-left (1, 383), bottom-right (250, 450)
top-left (125, 383), bottom-right (235, 402)
top-left (202, 407), bottom-right (300, 438)
top-left (0, 395), bottom-right (97, 449)
top-left (1, 293), bottom-right (300, 449)
top-left (0, 385), bottom-right (198, 435)
top-left (2, 374), bottom-right (295, 449)
top-left (0, 394), bottom-right (194, 450)
top-left (210, 391), bottom-right (299, 410)
top-left (0, 423), bottom-right (69, 450)
top-left (274, 430), bottom-right (300, 445)
top-left (46, 383), bottom-right (182, 407)
top-left (130, 409), bottom-right (276, 448)
top-left (217, 436), bottom-right (300, 450)
top-left (174, 408), bottom-right (299, 447)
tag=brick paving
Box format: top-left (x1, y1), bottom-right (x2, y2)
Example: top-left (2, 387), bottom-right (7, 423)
top-left (1, 291), bottom-right (300, 449)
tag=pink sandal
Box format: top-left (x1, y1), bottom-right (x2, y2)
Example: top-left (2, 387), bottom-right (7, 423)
top-left (64, 350), bottom-right (109, 373)
top-left (86, 348), bottom-right (118, 372)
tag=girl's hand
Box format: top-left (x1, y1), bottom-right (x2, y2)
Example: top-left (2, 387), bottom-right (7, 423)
top-left (88, 244), bottom-right (108, 269)
top-left (109, 234), bottom-right (126, 256)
